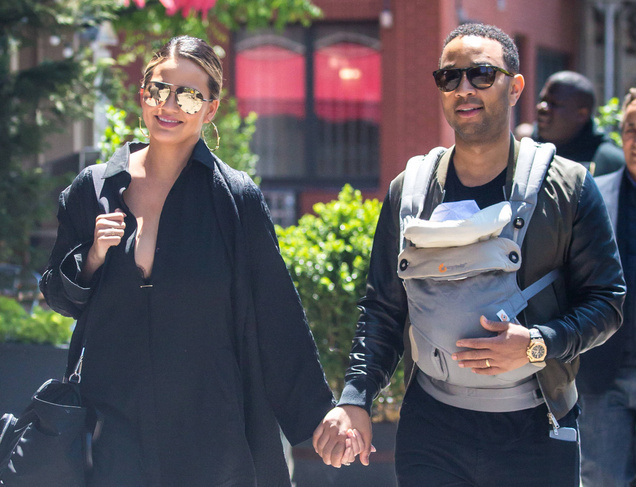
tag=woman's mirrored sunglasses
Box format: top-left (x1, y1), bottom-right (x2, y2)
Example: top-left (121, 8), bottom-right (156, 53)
top-left (432, 65), bottom-right (515, 92)
top-left (142, 81), bottom-right (213, 115)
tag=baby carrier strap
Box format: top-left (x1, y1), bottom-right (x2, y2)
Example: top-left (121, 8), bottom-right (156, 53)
top-left (506, 138), bottom-right (561, 304)
top-left (521, 268), bottom-right (561, 303)
top-left (399, 147), bottom-right (446, 251)
top-left (505, 138), bottom-right (556, 244)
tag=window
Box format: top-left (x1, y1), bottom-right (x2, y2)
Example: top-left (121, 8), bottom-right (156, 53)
top-left (235, 23), bottom-right (381, 186)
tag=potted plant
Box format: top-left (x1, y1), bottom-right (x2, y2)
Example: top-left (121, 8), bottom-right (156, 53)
top-left (0, 296), bottom-right (75, 414)
top-left (276, 185), bottom-right (402, 486)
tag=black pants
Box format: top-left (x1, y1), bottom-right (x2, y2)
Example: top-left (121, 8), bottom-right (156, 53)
top-left (395, 383), bottom-right (580, 487)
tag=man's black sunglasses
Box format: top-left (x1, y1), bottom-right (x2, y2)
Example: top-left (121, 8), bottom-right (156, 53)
top-left (432, 65), bottom-right (515, 92)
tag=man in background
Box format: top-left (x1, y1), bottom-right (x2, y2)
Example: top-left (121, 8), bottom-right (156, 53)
top-left (535, 70), bottom-right (624, 176)
top-left (578, 88), bottom-right (636, 487)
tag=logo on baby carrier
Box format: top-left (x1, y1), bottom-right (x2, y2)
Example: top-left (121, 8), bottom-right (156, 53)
top-left (438, 262), bottom-right (467, 274)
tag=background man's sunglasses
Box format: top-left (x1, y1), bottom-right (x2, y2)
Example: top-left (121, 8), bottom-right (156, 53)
top-left (142, 81), bottom-right (213, 115)
top-left (432, 65), bottom-right (514, 92)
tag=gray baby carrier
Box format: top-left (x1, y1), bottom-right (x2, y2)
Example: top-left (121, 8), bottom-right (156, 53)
top-left (398, 138), bottom-right (560, 410)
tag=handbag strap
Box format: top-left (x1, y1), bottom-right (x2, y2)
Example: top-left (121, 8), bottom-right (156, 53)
top-left (65, 165), bottom-right (111, 385)
top-left (68, 347), bottom-right (86, 384)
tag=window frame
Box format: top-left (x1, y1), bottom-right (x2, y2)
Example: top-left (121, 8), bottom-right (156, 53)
top-left (233, 21), bottom-right (381, 190)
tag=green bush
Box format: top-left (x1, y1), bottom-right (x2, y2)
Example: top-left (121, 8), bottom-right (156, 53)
top-left (0, 296), bottom-right (74, 345)
top-left (276, 185), bottom-right (404, 421)
top-left (596, 97), bottom-right (622, 147)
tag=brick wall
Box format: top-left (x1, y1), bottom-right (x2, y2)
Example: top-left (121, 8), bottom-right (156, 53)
top-left (299, 0), bottom-right (581, 213)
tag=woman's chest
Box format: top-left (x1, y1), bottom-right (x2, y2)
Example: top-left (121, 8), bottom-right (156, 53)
top-left (104, 168), bottom-right (232, 290)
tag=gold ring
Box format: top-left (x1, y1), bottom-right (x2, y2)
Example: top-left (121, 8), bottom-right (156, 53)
top-left (485, 359), bottom-right (491, 368)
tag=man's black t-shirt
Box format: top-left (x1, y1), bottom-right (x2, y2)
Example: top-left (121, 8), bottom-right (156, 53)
top-left (444, 160), bottom-right (507, 209)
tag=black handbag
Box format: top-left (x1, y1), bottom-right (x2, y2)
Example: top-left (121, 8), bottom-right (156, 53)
top-left (0, 348), bottom-right (101, 487)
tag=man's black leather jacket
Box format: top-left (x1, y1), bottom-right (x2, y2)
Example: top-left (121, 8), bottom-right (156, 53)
top-left (338, 138), bottom-right (625, 420)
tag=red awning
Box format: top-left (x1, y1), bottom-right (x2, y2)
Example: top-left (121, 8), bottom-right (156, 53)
top-left (236, 45), bottom-right (306, 118)
top-left (314, 42), bottom-right (381, 123)
top-left (125, 0), bottom-right (218, 16)
top-left (159, 0), bottom-right (217, 16)
top-left (236, 41), bottom-right (380, 122)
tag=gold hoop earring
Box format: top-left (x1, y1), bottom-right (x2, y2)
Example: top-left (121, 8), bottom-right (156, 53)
top-left (138, 117), bottom-right (149, 138)
top-left (205, 122), bottom-right (220, 151)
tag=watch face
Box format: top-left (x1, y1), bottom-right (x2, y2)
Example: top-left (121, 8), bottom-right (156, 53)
top-left (530, 343), bottom-right (547, 360)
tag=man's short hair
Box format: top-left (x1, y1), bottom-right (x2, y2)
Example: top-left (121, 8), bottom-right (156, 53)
top-left (621, 87), bottom-right (636, 129)
top-left (441, 23), bottom-right (519, 73)
top-left (544, 71), bottom-right (596, 113)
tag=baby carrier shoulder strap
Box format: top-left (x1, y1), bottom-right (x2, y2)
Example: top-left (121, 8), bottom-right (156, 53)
top-left (506, 138), bottom-right (561, 303)
top-left (505, 138), bottom-right (555, 242)
top-left (399, 147), bottom-right (446, 251)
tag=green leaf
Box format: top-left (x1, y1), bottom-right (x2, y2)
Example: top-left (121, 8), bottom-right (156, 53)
top-left (595, 97), bottom-right (623, 147)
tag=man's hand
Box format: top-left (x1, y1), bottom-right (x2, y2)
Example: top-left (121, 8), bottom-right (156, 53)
top-left (312, 405), bottom-right (373, 467)
top-left (452, 315), bottom-right (531, 374)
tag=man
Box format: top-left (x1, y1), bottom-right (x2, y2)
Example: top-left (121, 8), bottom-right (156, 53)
top-left (535, 70), bottom-right (624, 176)
top-left (578, 88), bottom-right (636, 487)
top-left (312, 23), bottom-right (625, 486)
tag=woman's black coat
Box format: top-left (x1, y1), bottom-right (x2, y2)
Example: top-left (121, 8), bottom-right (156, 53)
top-left (40, 140), bottom-right (335, 486)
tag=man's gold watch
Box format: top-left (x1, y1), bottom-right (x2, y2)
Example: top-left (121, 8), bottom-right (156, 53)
top-left (526, 328), bottom-right (547, 363)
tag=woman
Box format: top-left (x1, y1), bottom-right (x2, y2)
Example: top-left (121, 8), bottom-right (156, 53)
top-left (40, 36), bottom-right (335, 486)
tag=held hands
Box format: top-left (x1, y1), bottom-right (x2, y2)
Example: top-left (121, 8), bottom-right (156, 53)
top-left (312, 405), bottom-right (375, 468)
top-left (452, 315), bottom-right (531, 374)
top-left (81, 210), bottom-right (126, 283)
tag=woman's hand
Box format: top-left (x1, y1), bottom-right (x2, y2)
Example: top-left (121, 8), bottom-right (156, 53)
top-left (80, 209), bottom-right (126, 284)
top-left (312, 405), bottom-right (374, 467)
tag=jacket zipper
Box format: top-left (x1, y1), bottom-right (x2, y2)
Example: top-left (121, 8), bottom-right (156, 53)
top-left (536, 374), bottom-right (560, 434)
